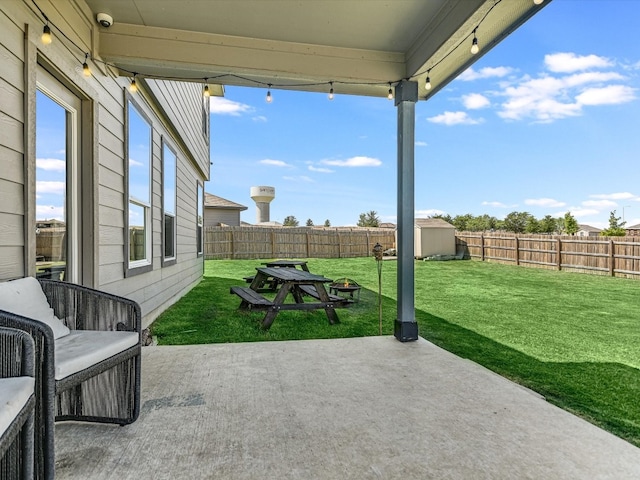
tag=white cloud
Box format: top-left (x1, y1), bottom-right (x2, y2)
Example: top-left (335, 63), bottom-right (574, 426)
top-left (415, 209), bottom-right (446, 217)
top-left (590, 192), bottom-right (637, 200)
top-left (427, 111), bottom-right (482, 126)
top-left (209, 97), bottom-right (252, 115)
top-left (129, 158), bottom-right (144, 167)
top-left (415, 141), bottom-right (428, 147)
top-left (35, 181), bottom-right (65, 195)
top-left (458, 66), bottom-right (514, 81)
top-left (575, 85), bottom-right (636, 106)
top-left (36, 158), bottom-right (65, 171)
top-left (462, 93), bottom-right (490, 109)
top-left (544, 52), bottom-right (613, 73)
top-left (321, 156), bottom-right (382, 167)
top-left (308, 165), bottom-right (334, 173)
top-left (524, 198), bottom-right (566, 208)
top-left (570, 208), bottom-right (601, 218)
top-left (252, 115), bottom-right (268, 122)
top-left (35, 204), bottom-right (64, 221)
top-left (497, 70), bottom-right (633, 122)
top-left (259, 159), bottom-right (292, 168)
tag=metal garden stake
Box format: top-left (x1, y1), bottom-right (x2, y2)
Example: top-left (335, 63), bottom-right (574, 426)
top-left (373, 242), bottom-right (384, 335)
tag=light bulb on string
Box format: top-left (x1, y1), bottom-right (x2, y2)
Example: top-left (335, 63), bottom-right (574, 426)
top-left (387, 83), bottom-right (393, 100)
top-left (425, 71), bottom-right (432, 91)
top-left (266, 84), bottom-right (272, 103)
top-left (328, 82), bottom-right (334, 100)
top-left (533, 0), bottom-right (544, 4)
top-left (82, 53), bottom-right (91, 77)
top-left (203, 79), bottom-right (210, 98)
top-left (41, 24), bottom-right (52, 45)
top-left (129, 74), bottom-right (138, 93)
top-left (470, 29), bottom-right (479, 55)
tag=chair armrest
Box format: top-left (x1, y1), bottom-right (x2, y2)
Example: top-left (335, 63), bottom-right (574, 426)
top-left (38, 280), bottom-right (141, 334)
top-left (0, 326), bottom-right (35, 378)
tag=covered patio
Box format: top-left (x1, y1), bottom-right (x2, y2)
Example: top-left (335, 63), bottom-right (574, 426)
top-left (54, 337), bottom-right (640, 479)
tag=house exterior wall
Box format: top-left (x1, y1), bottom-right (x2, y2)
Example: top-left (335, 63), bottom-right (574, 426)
top-left (0, 0), bottom-right (208, 327)
top-left (204, 208), bottom-right (242, 227)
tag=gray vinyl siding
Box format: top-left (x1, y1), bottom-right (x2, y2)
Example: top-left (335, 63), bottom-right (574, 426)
top-left (0, 0), bottom-right (207, 327)
top-left (204, 209), bottom-right (243, 227)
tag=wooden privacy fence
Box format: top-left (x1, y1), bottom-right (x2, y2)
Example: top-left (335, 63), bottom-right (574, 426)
top-left (204, 226), bottom-right (396, 260)
top-left (456, 232), bottom-right (640, 278)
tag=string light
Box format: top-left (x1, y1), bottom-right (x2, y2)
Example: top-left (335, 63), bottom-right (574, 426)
top-left (31, 0), bottom-right (512, 100)
top-left (470, 28), bottom-right (479, 55)
top-left (129, 74), bottom-right (138, 93)
top-left (82, 53), bottom-right (91, 77)
top-left (533, 0), bottom-right (544, 4)
top-left (41, 24), bottom-right (52, 45)
top-left (203, 79), bottom-right (210, 97)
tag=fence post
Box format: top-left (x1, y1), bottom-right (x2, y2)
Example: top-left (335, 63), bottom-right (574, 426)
top-left (337, 230), bottom-right (342, 258)
top-left (514, 235), bottom-right (520, 266)
top-left (230, 229), bottom-right (235, 259)
top-left (480, 233), bottom-right (485, 261)
top-left (271, 230), bottom-right (276, 258)
top-left (609, 238), bottom-right (615, 276)
top-left (306, 230), bottom-right (311, 258)
top-left (556, 238), bottom-right (561, 271)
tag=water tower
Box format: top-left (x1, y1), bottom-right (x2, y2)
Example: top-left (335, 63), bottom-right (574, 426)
top-left (250, 186), bottom-right (275, 223)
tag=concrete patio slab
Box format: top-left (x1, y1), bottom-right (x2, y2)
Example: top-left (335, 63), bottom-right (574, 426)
top-left (54, 336), bottom-right (640, 479)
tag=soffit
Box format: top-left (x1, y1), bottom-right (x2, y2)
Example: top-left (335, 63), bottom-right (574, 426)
top-left (83, 0), bottom-right (550, 99)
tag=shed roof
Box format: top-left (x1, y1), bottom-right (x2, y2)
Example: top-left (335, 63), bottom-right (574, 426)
top-left (204, 193), bottom-right (247, 211)
top-left (578, 224), bottom-right (602, 233)
top-left (415, 218), bottom-right (455, 229)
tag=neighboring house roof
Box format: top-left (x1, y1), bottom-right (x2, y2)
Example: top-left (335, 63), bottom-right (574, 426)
top-left (204, 193), bottom-right (247, 211)
top-left (415, 218), bottom-right (455, 229)
top-left (626, 223), bottom-right (640, 230)
top-left (379, 222), bottom-right (396, 229)
top-left (578, 224), bottom-right (602, 233)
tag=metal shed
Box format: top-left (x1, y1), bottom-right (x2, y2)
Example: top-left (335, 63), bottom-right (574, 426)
top-left (414, 218), bottom-right (456, 258)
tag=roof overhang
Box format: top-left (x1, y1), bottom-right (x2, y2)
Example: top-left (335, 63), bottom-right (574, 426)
top-left (83, 0), bottom-right (550, 99)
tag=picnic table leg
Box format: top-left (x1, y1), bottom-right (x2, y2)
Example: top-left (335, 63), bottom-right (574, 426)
top-left (313, 282), bottom-right (340, 325)
top-left (250, 271), bottom-right (268, 291)
top-left (261, 283), bottom-right (292, 330)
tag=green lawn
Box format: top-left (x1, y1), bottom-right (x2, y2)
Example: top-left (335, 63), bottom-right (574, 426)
top-left (151, 258), bottom-right (640, 447)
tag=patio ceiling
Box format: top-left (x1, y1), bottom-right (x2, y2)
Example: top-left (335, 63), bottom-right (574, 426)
top-left (83, 0), bottom-right (549, 99)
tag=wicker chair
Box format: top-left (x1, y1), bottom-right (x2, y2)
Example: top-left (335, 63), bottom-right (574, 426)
top-left (0, 327), bottom-right (35, 480)
top-left (0, 279), bottom-right (141, 480)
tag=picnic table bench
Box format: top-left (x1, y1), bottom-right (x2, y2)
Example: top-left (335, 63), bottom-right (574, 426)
top-left (231, 266), bottom-right (350, 329)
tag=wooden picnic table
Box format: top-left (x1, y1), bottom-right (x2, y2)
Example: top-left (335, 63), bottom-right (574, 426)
top-left (231, 266), bottom-right (349, 330)
top-left (262, 259), bottom-right (310, 271)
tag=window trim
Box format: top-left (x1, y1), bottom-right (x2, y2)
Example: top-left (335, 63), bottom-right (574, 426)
top-left (124, 92), bottom-right (153, 277)
top-left (197, 182), bottom-right (204, 257)
top-left (162, 137), bottom-right (177, 266)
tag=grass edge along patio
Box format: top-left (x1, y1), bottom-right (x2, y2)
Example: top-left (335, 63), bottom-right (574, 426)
top-left (151, 257), bottom-right (640, 449)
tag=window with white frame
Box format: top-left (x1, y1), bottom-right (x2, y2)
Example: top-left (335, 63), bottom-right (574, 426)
top-left (197, 183), bottom-right (203, 256)
top-left (127, 99), bottom-right (152, 272)
top-left (163, 140), bottom-right (177, 263)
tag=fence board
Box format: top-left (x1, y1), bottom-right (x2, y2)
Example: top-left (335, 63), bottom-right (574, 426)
top-left (456, 232), bottom-right (640, 278)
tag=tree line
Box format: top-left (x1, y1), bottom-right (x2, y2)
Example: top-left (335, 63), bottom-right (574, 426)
top-left (281, 210), bottom-right (627, 236)
top-left (432, 210), bottom-right (627, 236)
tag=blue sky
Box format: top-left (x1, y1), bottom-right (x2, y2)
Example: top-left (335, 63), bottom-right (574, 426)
top-left (209, 0), bottom-right (640, 229)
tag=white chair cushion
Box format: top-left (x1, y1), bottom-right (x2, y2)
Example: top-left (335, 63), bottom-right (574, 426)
top-left (0, 277), bottom-right (70, 339)
top-left (0, 377), bottom-right (35, 438)
top-left (54, 330), bottom-right (139, 380)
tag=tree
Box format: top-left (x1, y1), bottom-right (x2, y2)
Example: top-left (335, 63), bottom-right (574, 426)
top-left (601, 210), bottom-right (626, 236)
top-left (432, 213), bottom-right (453, 224)
top-left (324, 219), bottom-right (331, 227)
top-left (357, 210), bottom-right (380, 227)
top-left (502, 211), bottom-right (531, 233)
top-left (306, 218), bottom-right (314, 226)
top-left (525, 216), bottom-right (540, 234)
top-left (539, 215), bottom-right (558, 234)
top-left (451, 214), bottom-right (473, 231)
top-left (283, 215), bottom-right (299, 226)
top-left (563, 211), bottom-right (579, 235)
